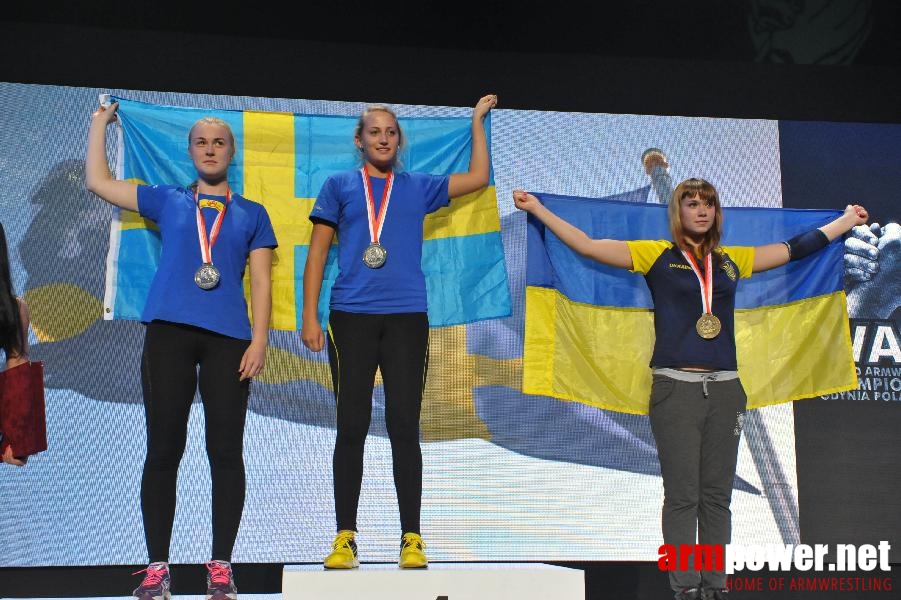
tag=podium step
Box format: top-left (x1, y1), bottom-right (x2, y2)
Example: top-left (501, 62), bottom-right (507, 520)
top-left (283, 563), bottom-right (584, 600)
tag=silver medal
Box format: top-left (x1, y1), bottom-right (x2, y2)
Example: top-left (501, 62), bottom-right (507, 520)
top-left (194, 263), bottom-right (221, 290)
top-left (362, 243), bottom-right (387, 269)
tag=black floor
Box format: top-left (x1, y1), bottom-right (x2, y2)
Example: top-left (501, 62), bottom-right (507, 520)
top-left (1, 562), bottom-right (897, 599)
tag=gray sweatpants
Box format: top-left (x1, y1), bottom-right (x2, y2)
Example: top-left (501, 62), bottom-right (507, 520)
top-left (649, 370), bottom-right (747, 591)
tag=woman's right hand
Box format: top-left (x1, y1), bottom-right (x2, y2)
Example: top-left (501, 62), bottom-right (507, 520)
top-left (512, 189), bottom-right (542, 213)
top-left (301, 317), bottom-right (325, 352)
top-left (92, 100), bottom-right (119, 125)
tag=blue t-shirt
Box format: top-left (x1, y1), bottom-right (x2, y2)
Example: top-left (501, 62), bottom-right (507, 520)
top-left (310, 169), bottom-right (449, 314)
top-left (138, 185), bottom-right (278, 339)
top-left (627, 240), bottom-right (755, 371)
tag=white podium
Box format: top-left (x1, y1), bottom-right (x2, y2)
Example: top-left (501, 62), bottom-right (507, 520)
top-left (282, 562), bottom-right (585, 600)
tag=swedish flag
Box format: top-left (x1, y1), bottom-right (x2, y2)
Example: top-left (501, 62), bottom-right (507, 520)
top-left (104, 97), bottom-right (511, 330)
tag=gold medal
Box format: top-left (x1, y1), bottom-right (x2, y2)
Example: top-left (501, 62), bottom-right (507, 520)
top-left (681, 249), bottom-right (720, 340)
top-left (696, 313), bottom-right (721, 339)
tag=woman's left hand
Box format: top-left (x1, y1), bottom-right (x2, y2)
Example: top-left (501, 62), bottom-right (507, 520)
top-left (845, 204), bottom-right (869, 226)
top-left (473, 94), bottom-right (498, 121)
top-left (2, 445), bottom-right (27, 467)
top-left (239, 341), bottom-right (266, 381)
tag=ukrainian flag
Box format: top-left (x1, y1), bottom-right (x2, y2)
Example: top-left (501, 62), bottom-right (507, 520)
top-left (523, 192), bottom-right (857, 414)
top-left (104, 97), bottom-right (510, 330)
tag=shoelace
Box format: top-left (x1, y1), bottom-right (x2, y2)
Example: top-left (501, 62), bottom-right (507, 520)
top-left (206, 561), bottom-right (232, 586)
top-left (333, 531), bottom-right (356, 549)
top-left (402, 534), bottom-right (425, 550)
top-left (133, 564), bottom-right (167, 587)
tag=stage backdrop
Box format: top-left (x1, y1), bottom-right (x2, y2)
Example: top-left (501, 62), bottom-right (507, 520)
top-left (1, 81), bottom-right (894, 567)
top-left (780, 120), bottom-right (901, 563)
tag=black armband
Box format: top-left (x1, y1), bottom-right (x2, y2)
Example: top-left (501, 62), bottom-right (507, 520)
top-left (783, 229), bottom-right (829, 261)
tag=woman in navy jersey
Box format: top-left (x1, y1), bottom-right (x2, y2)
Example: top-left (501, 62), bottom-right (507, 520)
top-left (86, 100), bottom-right (277, 600)
top-left (513, 179), bottom-right (867, 600)
top-left (301, 94), bottom-right (497, 569)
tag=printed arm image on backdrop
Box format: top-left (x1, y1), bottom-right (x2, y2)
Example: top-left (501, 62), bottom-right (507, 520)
top-left (522, 193), bottom-right (858, 413)
top-left (104, 96), bottom-right (511, 430)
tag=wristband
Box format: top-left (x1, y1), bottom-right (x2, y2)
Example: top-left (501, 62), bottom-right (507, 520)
top-left (783, 229), bottom-right (828, 262)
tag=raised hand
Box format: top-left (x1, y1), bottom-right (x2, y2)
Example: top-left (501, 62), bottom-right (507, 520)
top-left (512, 189), bottom-right (542, 213)
top-left (92, 100), bottom-right (119, 125)
top-left (473, 94), bottom-right (498, 121)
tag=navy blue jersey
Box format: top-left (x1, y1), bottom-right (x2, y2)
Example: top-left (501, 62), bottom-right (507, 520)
top-left (626, 240), bottom-right (754, 370)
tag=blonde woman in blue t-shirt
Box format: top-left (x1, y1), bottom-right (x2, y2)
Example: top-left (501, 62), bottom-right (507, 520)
top-left (87, 100), bottom-right (277, 600)
top-left (301, 94), bottom-right (496, 570)
top-left (514, 179), bottom-right (866, 600)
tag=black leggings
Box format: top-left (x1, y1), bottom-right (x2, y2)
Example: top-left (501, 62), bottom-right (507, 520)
top-left (140, 320), bottom-right (250, 563)
top-left (326, 310), bottom-right (429, 534)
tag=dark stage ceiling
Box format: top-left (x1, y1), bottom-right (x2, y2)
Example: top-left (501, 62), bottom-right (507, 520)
top-left (5, 1), bottom-right (901, 67)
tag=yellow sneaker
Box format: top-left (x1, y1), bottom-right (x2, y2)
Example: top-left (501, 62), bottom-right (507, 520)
top-left (324, 530), bottom-right (359, 569)
top-left (398, 532), bottom-right (428, 569)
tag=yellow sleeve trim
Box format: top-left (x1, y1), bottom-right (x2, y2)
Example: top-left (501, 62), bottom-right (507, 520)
top-left (626, 240), bottom-right (671, 274)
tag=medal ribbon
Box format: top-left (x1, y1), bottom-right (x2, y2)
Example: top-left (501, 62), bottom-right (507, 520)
top-left (360, 167), bottom-right (394, 245)
top-left (681, 249), bottom-right (714, 315)
top-left (195, 187), bottom-right (231, 264)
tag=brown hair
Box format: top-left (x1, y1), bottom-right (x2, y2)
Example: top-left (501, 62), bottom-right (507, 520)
top-left (668, 177), bottom-right (723, 259)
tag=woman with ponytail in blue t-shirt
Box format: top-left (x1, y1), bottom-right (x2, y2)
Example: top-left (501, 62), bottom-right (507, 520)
top-left (301, 94), bottom-right (497, 570)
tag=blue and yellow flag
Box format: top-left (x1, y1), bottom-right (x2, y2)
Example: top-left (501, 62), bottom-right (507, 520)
top-left (523, 192), bottom-right (857, 414)
top-left (104, 97), bottom-right (511, 330)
